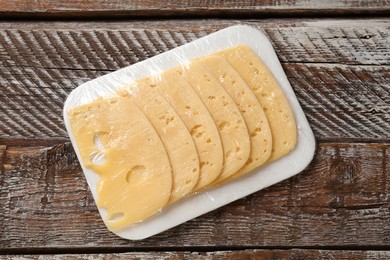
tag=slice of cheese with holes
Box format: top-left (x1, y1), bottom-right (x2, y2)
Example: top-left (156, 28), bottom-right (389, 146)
top-left (67, 96), bottom-right (172, 231)
top-left (218, 45), bottom-right (297, 161)
top-left (177, 62), bottom-right (251, 183)
top-left (199, 55), bottom-right (272, 181)
top-left (117, 83), bottom-right (199, 203)
top-left (139, 71), bottom-right (224, 191)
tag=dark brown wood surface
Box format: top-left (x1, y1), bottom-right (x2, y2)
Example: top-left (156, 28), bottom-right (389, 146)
top-left (0, 3), bottom-right (389, 259)
top-left (1, 0), bottom-right (389, 18)
top-left (1, 141), bottom-right (389, 252)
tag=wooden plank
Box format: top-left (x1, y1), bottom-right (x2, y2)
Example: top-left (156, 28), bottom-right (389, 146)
top-left (1, 19), bottom-right (389, 66)
top-left (1, 64), bottom-right (389, 144)
top-left (0, 0), bottom-right (389, 18)
top-left (0, 143), bottom-right (389, 250)
top-left (0, 19), bottom-right (389, 144)
top-left (3, 250), bottom-right (390, 259)
top-left (287, 63), bottom-right (389, 142)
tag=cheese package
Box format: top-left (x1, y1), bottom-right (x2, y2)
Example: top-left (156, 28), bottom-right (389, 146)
top-left (63, 25), bottom-right (315, 240)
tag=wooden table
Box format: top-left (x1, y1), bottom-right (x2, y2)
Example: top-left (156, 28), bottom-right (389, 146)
top-left (1, 1), bottom-right (389, 259)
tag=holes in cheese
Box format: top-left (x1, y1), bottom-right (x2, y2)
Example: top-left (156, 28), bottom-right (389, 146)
top-left (68, 97), bottom-right (172, 231)
top-left (125, 165), bottom-right (146, 184)
top-left (177, 62), bottom-right (251, 183)
top-left (198, 55), bottom-right (272, 180)
top-left (118, 83), bottom-right (200, 203)
top-left (140, 69), bottom-right (224, 191)
top-left (217, 45), bottom-right (297, 161)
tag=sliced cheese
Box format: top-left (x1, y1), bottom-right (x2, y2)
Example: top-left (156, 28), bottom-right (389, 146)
top-left (117, 83), bottom-right (199, 203)
top-left (199, 55), bottom-right (272, 180)
top-left (177, 62), bottom-right (251, 183)
top-left (140, 70), bottom-right (224, 191)
top-left (68, 96), bottom-right (172, 230)
top-left (218, 45), bottom-right (297, 161)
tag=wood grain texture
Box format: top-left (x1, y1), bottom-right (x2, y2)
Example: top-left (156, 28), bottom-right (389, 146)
top-left (3, 250), bottom-right (390, 259)
top-left (1, 0), bottom-right (389, 18)
top-left (0, 19), bottom-right (389, 144)
top-left (0, 142), bottom-right (389, 250)
top-left (1, 19), bottom-right (389, 65)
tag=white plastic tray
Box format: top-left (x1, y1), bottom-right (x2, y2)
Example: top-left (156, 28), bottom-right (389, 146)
top-left (63, 25), bottom-right (316, 240)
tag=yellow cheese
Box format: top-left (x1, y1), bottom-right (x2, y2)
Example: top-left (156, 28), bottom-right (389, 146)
top-left (199, 55), bottom-right (272, 180)
top-left (218, 45), bottom-right (297, 161)
top-left (177, 62), bottom-right (251, 183)
top-left (117, 83), bottom-right (199, 203)
top-left (66, 44), bottom-right (298, 232)
top-left (68, 96), bottom-right (172, 230)
top-left (140, 70), bottom-right (224, 191)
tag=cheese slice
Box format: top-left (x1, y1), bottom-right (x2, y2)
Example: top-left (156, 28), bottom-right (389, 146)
top-left (199, 55), bottom-right (272, 180)
top-left (218, 45), bottom-right (297, 161)
top-left (177, 62), bottom-right (251, 183)
top-left (140, 70), bottom-right (224, 191)
top-left (117, 83), bottom-right (199, 203)
top-left (68, 96), bottom-right (172, 230)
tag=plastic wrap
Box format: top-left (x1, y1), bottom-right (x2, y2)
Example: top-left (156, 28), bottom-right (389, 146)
top-left (63, 25), bottom-right (316, 240)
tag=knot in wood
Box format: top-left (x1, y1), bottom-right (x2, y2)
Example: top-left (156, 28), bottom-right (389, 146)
top-left (329, 159), bottom-right (361, 188)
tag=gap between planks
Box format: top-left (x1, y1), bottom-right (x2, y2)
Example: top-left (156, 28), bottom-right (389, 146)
top-left (2, 245), bottom-right (390, 256)
top-left (0, 0), bottom-right (389, 19)
top-left (1, 138), bottom-right (390, 148)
